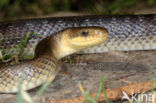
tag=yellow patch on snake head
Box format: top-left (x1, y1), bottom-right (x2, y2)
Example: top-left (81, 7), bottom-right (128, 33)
top-left (64, 27), bottom-right (108, 50)
top-left (52, 27), bottom-right (108, 59)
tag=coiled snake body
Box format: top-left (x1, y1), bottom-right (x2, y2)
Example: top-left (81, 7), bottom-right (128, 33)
top-left (0, 15), bottom-right (156, 96)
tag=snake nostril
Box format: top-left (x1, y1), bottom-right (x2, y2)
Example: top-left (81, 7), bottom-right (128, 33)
top-left (81, 31), bottom-right (88, 36)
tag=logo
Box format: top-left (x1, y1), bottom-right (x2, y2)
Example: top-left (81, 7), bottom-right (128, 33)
top-left (122, 91), bottom-right (155, 102)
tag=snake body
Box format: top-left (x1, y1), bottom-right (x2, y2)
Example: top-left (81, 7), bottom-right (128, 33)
top-left (0, 27), bottom-right (108, 93)
top-left (0, 15), bottom-right (156, 58)
top-left (0, 14), bottom-right (156, 93)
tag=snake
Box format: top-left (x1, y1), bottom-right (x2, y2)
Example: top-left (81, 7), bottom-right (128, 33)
top-left (0, 27), bottom-right (108, 93)
top-left (0, 14), bottom-right (156, 95)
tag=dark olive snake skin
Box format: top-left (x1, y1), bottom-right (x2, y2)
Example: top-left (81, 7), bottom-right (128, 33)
top-left (0, 14), bottom-right (156, 93)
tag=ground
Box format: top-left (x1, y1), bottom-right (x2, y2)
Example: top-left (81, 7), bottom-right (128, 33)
top-left (0, 51), bottom-right (155, 103)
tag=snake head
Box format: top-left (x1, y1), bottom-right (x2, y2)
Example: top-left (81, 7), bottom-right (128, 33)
top-left (51, 27), bottom-right (108, 59)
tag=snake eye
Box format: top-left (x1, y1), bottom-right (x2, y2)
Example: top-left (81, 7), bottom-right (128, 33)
top-left (81, 31), bottom-right (88, 36)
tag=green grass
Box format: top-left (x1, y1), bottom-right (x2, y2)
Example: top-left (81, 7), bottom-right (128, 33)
top-left (16, 75), bottom-right (55, 103)
top-left (0, 35), bottom-right (18, 62)
top-left (79, 82), bottom-right (97, 103)
top-left (79, 76), bottom-right (109, 103)
top-left (0, 32), bottom-right (42, 63)
top-left (78, 66), bottom-right (155, 103)
top-left (0, 35), bottom-right (3, 59)
top-left (36, 77), bottom-right (52, 97)
top-left (17, 77), bottom-right (34, 103)
top-left (17, 78), bottom-right (23, 103)
top-left (18, 32), bottom-right (42, 56)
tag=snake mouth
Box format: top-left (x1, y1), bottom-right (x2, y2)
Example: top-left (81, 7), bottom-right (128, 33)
top-left (64, 27), bottom-right (108, 50)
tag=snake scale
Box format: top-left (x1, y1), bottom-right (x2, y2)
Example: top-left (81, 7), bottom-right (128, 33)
top-left (0, 14), bottom-right (156, 101)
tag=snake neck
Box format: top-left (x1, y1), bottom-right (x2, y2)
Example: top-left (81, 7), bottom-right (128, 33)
top-left (49, 35), bottom-right (77, 60)
top-left (34, 37), bottom-right (61, 60)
